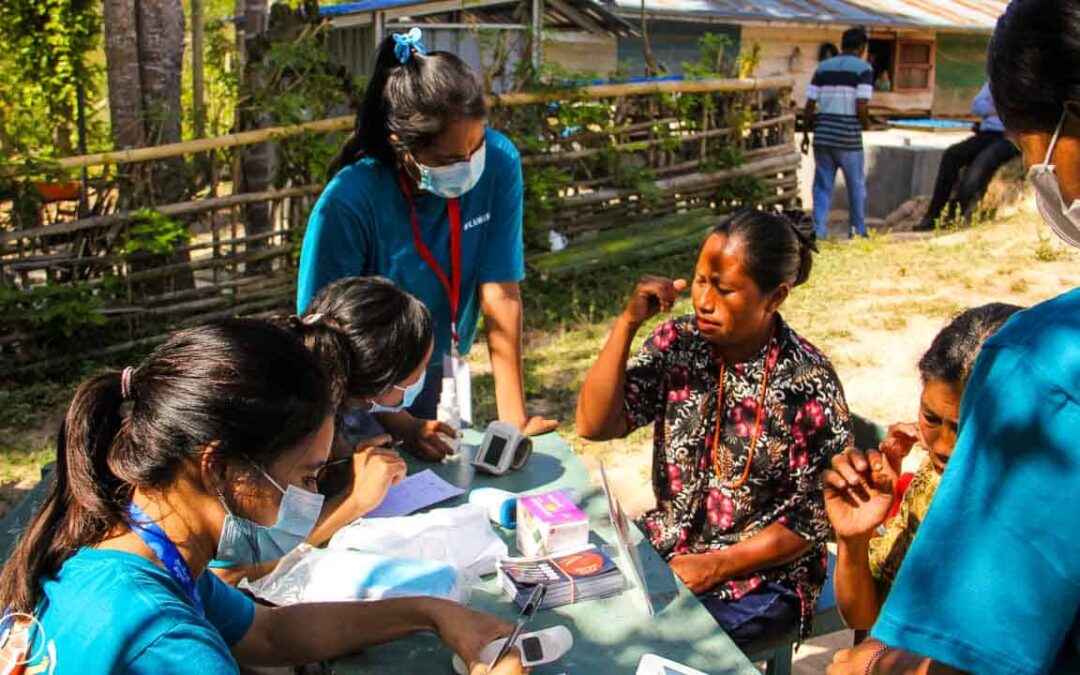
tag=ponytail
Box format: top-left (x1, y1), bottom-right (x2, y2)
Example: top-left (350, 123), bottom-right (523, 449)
top-left (0, 320), bottom-right (330, 613)
top-left (297, 277), bottom-right (434, 403)
top-left (327, 30), bottom-right (486, 179)
top-left (0, 373), bottom-right (130, 613)
top-left (280, 314), bottom-right (355, 409)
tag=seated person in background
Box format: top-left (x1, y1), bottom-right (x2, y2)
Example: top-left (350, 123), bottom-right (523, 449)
top-left (0, 320), bottom-right (519, 674)
top-left (576, 209), bottom-right (852, 647)
top-left (213, 276), bottom-right (455, 584)
top-left (823, 303), bottom-right (1021, 630)
top-left (916, 81), bottom-right (1020, 231)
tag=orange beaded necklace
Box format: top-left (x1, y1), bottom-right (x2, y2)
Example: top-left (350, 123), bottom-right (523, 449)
top-left (711, 340), bottom-right (774, 490)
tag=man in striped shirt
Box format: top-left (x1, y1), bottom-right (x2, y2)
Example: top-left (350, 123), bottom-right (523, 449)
top-left (802, 28), bottom-right (873, 239)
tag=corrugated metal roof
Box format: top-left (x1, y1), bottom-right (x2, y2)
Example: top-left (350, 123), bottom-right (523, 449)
top-left (610, 0), bottom-right (1008, 30)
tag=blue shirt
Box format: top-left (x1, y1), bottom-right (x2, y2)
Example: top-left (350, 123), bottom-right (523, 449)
top-left (806, 55), bottom-right (873, 151)
top-left (29, 548), bottom-right (255, 673)
top-left (297, 128), bottom-right (526, 356)
top-left (872, 288), bottom-right (1080, 674)
top-left (972, 82), bottom-right (1005, 133)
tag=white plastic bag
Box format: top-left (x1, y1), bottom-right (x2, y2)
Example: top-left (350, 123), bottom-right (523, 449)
top-left (241, 544), bottom-right (470, 605)
top-left (329, 502), bottom-right (507, 577)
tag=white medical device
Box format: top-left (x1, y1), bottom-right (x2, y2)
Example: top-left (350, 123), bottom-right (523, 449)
top-left (471, 421), bottom-right (532, 475)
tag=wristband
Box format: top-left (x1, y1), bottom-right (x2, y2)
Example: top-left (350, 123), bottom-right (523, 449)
top-left (864, 644), bottom-right (890, 675)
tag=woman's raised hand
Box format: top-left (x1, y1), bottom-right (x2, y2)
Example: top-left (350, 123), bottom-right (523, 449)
top-left (822, 447), bottom-right (898, 540)
top-left (622, 275), bottom-right (688, 326)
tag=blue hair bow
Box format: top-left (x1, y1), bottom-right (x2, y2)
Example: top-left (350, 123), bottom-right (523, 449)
top-left (393, 28), bottom-right (426, 64)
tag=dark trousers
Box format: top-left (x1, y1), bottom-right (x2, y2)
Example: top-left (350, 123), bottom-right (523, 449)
top-left (697, 582), bottom-right (800, 648)
top-left (923, 131), bottom-right (1019, 226)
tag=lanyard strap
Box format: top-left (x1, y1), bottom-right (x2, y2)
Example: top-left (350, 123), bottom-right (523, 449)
top-left (128, 501), bottom-right (205, 617)
top-left (398, 172), bottom-right (462, 346)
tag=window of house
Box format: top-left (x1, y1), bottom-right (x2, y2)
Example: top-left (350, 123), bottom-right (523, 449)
top-left (895, 40), bottom-right (934, 90)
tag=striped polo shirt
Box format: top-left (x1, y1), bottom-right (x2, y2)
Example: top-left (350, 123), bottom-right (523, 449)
top-left (806, 54), bottom-right (873, 151)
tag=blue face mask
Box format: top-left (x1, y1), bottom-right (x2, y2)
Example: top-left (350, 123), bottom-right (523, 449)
top-left (368, 369), bottom-right (427, 414)
top-left (416, 142), bottom-right (486, 199)
top-left (215, 462), bottom-right (325, 565)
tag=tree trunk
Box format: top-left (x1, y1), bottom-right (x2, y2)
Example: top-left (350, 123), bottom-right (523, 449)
top-left (137, 0), bottom-right (187, 205)
top-left (103, 0), bottom-right (148, 203)
top-left (240, 0), bottom-right (275, 276)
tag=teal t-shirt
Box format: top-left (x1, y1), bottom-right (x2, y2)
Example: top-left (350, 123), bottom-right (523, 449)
top-left (872, 287), bottom-right (1080, 674)
top-left (28, 548), bottom-right (255, 673)
top-left (296, 127), bottom-right (526, 356)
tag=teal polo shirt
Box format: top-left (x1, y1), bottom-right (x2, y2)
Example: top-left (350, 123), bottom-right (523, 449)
top-left (872, 287), bottom-right (1080, 674)
top-left (297, 127), bottom-right (526, 356)
top-left (28, 548), bottom-right (254, 673)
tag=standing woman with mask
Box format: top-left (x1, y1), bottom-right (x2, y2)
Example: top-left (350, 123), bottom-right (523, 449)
top-left (298, 29), bottom-right (556, 452)
top-left (0, 320), bottom-right (519, 673)
top-left (576, 209), bottom-right (852, 646)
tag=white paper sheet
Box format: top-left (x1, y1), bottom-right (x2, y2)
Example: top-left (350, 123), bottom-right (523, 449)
top-left (365, 469), bottom-right (465, 518)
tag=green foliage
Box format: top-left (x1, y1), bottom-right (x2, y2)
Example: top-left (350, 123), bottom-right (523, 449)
top-left (0, 0), bottom-right (103, 157)
top-left (714, 175), bottom-right (769, 209)
top-left (0, 283), bottom-right (106, 340)
top-left (119, 209), bottom-right (192, 257)
top-left (243, 9), bottom-right (363, 187)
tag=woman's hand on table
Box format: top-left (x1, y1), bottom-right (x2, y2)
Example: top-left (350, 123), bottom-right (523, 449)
top-left (429, 601), bottom-right (522, 674)
top-left (520, 415), bottom-right (558, 437)
top-left (403, 417), bottom-right (459, 461)
top-left (622, 275), bottom-right (688, 327)
top-left (348, 436), bottom-right (406, 513)
top-left (669, 552), bottom-right (725, 595)
top-left (822, 447), bottom-right (899, 540)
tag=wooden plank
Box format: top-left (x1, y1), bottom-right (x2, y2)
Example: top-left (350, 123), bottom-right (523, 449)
top-left (25, 77), bottom-right (794, 172)
top-left (0, 185), bottom-right (323, 245)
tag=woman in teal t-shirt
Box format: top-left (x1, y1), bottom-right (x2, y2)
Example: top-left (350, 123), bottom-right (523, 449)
top-left (297, 29), bottom-right (556, 458)
top-left (0, 320), bottom-right (519, 673)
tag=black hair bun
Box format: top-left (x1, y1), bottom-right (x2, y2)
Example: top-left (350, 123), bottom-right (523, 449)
top-left (781, 209), bottom-right (819, 253)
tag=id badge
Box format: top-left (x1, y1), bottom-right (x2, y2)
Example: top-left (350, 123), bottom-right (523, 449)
top-left (443, 353), bottom-right (473, 426)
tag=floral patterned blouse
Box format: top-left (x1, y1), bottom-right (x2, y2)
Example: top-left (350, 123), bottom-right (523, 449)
top-left (868, 456), bottom-right (939, 598)
top-left (623, 314), bottom-right (852, 637)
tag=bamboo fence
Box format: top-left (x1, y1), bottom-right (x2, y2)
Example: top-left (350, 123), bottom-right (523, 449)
top-left (1, 77), bottom-right (797, 372)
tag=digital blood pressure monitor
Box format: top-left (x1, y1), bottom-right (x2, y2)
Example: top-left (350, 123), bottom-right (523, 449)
top-left (471, 421), bottom-right (532, 475)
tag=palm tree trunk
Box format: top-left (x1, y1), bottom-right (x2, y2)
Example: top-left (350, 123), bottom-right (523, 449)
top-left (240, 0), bottom-right (275, 276)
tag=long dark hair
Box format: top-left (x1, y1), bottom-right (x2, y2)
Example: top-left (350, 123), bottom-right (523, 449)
top-left (919, 303), bottom-right (1023, 388)
top-left (0, 320), bottom-right (330, 613)
top-left (327, 33), bottom-right (486, 178)
top-left (710, 209), bottom-right (818, 292)
top-left (285, 276), bottom-right (434, 407)
top-left (988, 0), bottom-right (1080, 135)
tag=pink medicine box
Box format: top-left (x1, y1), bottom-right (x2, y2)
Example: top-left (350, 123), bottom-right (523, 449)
top-left (516, 490), bottom-right (590, 557)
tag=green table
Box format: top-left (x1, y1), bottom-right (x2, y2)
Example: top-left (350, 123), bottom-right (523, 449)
top-left (333, 431), bottom-right (758, 675)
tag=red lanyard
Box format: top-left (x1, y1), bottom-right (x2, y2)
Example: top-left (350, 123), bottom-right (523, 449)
top-left (398, 172), bottom-right (462, 345)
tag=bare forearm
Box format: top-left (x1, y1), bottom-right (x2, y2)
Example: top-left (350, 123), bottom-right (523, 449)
top-left (576, 315), bottom-right (639, 440)
top-left (704, 523), bottom-right (811, 584)
top-left (236, 598), bottom-right (443, 666)
top-left (481, 284), bottom-right (527, 427)
top-left (374, 411), bottom-right (422, 439)
top-left (834, 535), bottom-right (882, 630)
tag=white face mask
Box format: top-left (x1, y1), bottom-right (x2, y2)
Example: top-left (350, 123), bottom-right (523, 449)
top-left (368, 368), bottom-right (427, 414)
top-left (1028, 110), bottom-right (1080, 248)
top-left (215, 461), bottom-right (325, 565)
top-left (415, 142), bottom-right (486, 199)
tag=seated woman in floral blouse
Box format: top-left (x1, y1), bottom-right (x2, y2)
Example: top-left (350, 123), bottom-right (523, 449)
top-left (822, 303), bottom-right (1021, 630)
top-left (576, 209), bottom-right (852, 646)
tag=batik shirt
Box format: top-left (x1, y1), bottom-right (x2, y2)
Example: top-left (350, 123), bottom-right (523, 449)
top-left (867, 456), bottom-right (939, 600)
top-left (624, 315), bottom-right (852, 637)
